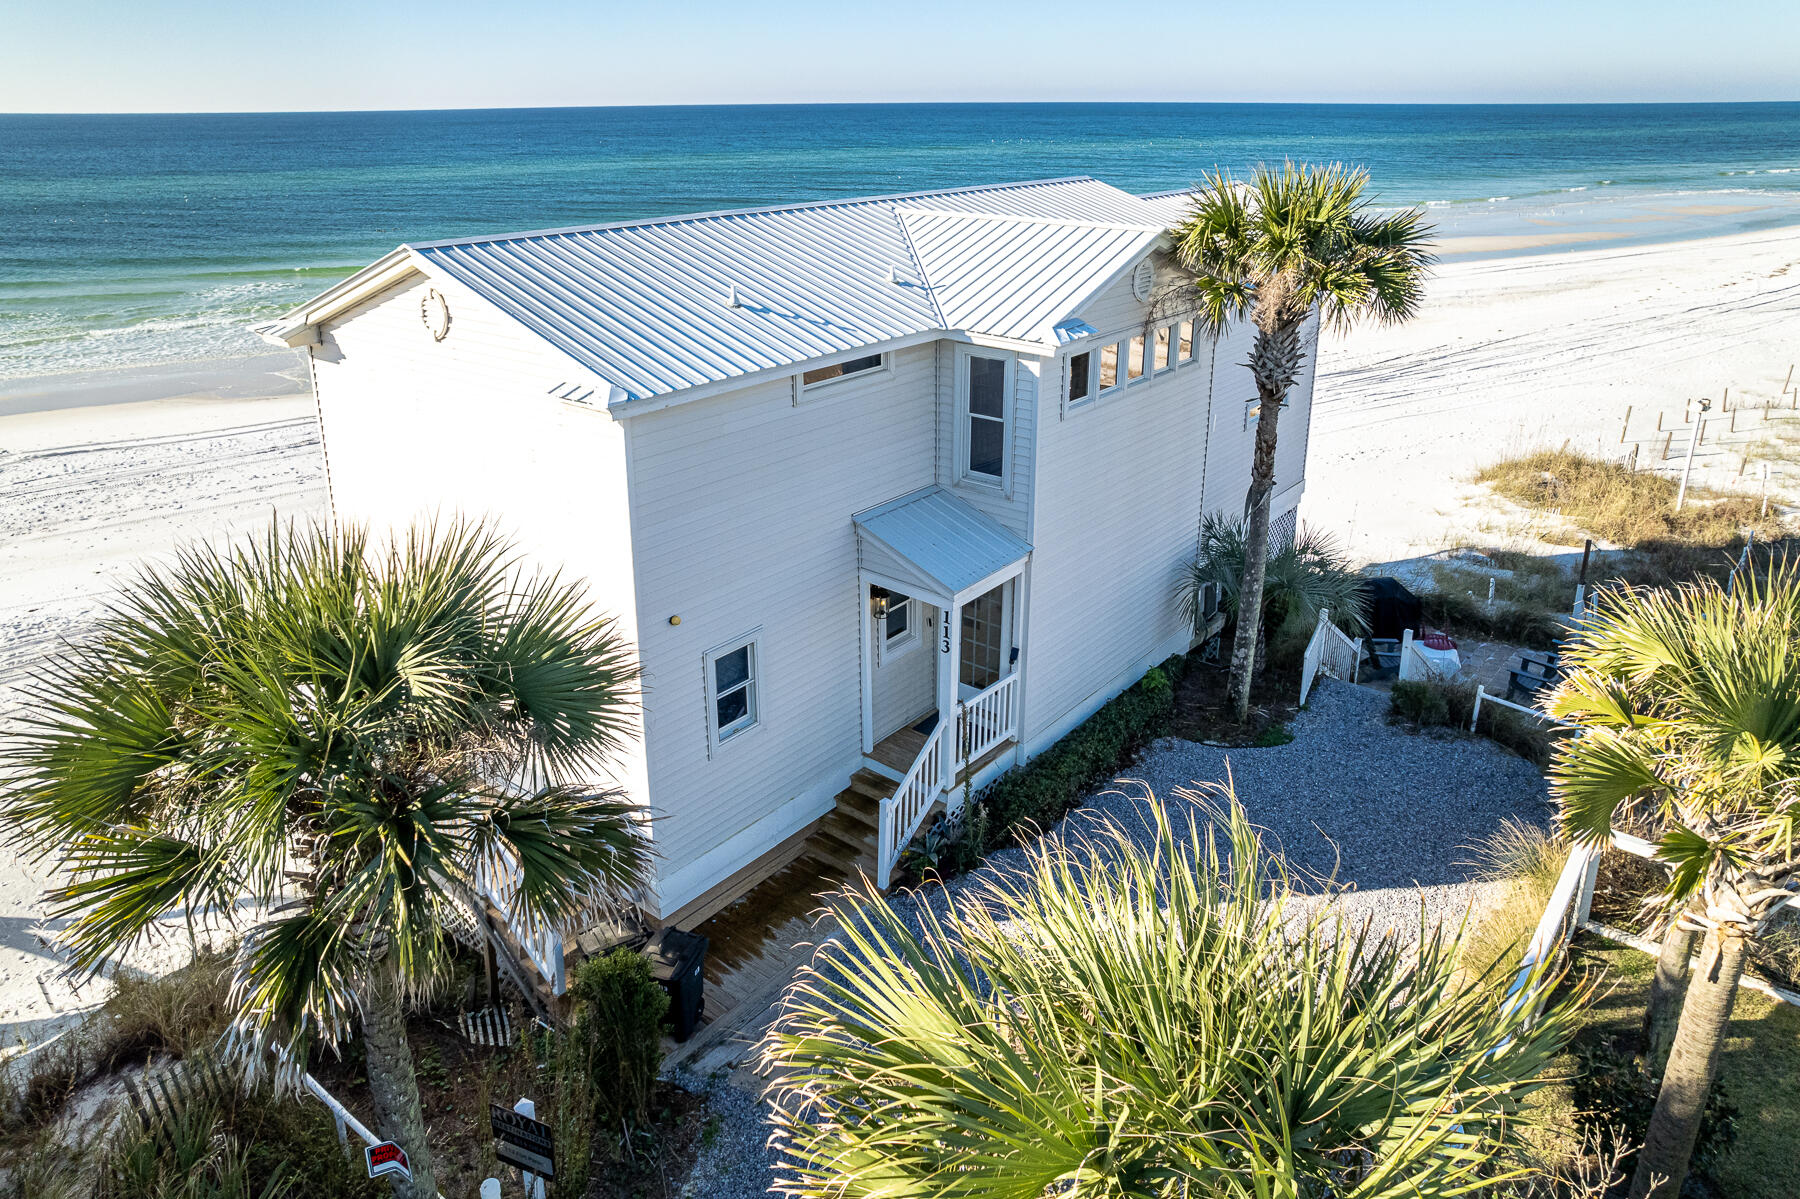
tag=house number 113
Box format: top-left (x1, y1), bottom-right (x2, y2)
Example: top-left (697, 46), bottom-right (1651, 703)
top-left (942, 609), bottom-right (952, 653)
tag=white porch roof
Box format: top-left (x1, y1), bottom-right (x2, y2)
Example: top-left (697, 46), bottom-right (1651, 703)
top-left (854, 486), bottom-right (1031, 606)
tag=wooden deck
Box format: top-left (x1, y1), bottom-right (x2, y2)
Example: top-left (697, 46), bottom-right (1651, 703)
top-left (662, 771), bottom-right (886, 1054)
top-left (868, 723), bottom-right (929, 775)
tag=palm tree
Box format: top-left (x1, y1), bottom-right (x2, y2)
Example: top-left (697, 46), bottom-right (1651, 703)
top-left (1548, 566), bottom-right (1800, 1199)
top-left (1171, 163), bottom-right (1433, 721)
top-left (1, 520), bottom-right (653, 1199)
top-left (1178, 513), bottom-right (1370, 646)
top-left (764, 790), bottom-right (1573, 1198)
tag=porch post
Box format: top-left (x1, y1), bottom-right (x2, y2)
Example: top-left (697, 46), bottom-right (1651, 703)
top-left (938, 597), bottom-right (961, 795)
top-left (858, 580), bottom-right (875, 754)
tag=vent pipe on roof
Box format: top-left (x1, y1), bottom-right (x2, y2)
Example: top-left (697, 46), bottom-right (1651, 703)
top-left (725, 283), bottom-right (741, 308)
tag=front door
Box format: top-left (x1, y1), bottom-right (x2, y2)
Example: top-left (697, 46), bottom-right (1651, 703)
top-left (959, 582), bottom-right (1009, 699)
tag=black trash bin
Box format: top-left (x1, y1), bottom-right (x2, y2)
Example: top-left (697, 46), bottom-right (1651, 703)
top-left (644, 928), bottom-right (708, 1041)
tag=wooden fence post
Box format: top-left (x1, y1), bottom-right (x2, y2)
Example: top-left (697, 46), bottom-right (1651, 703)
top-left (1620, 405), bottom-right (1631, 443)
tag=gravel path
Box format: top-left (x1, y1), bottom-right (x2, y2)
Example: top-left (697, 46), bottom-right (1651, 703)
top-left (679, 677), bottom-right (1553, 1199)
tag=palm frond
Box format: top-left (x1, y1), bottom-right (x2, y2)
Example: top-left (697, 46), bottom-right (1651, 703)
top-left (0, 516), bottom-right (648, 1047)
top-left (764, 789), bottom-right (1572, 1198)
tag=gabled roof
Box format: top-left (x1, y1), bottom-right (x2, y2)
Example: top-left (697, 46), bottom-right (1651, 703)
top-left (895, 208), bottom-right (1162, 345)
top-left (854, 486), bottom-right (1032, 604)
top-left (262, 176), bottom-right (1194, 408)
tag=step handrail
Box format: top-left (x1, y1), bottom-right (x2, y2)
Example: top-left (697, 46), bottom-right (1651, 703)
top-left (876, 727), bottom-right (944, 890)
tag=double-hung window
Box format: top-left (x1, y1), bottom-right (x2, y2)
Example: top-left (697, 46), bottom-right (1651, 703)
top-left (705, 634), bottom-right (760, 749)
top-left (961, 351), bottom-right (1009, 485)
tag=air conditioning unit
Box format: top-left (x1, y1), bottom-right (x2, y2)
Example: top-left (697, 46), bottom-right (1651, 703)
top-left (1199, 580), bottom-right (1221, 621)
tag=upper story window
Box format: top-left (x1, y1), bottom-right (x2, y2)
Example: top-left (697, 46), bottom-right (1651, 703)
top-left (1067, 351), bottom-right (1093, 407)
top-left (1178, 320), bottom-right (1196, 362)
top-left (705, 633), bottom-right (760, 749)
top-left (1153, 326), bottom-right (1172, 373)
top-left (803, 352), bottom-right (884, 389)
top-left (1127, 335), bottom-right (1146, 382)
top-left (1099, 342), bottom-right (1121, 393)
top-left (960, 351), bottom-right (1010, 485)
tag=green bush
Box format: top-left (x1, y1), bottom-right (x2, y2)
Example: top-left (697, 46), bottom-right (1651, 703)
top-left (98, 1066), bottom-right (380, 1199)
top-left (569, 948), bottom-right (669, 1148)
top-left (1417, 588), bottom-right (1565, 651)
top-left (971, 654), bottom-right (1188, 853)
top-left (1388, 679), bottom-right (1557, 768)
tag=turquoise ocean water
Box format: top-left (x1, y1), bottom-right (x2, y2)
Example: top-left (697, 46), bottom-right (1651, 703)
top-left (3, 102), bottom-right (1799, 384)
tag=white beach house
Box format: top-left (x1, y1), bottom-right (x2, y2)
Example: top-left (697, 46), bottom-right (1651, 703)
top-left (261, 176), bottom-right (1318, 931)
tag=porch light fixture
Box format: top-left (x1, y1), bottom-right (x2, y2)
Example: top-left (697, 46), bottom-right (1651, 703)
top-left (870, 587), bottom-right (891, 620)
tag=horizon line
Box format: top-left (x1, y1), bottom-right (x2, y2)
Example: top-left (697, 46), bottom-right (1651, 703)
top-left (5, 97), bottom-right (1800, 118)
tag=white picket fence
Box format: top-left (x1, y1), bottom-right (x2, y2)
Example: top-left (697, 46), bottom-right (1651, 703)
top-left (1298, 608), bottom-right (1363, 705)
top-left (1510, 829), bottom-right (1800, 1012)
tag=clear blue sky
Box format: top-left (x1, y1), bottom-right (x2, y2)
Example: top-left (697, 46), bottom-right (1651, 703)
top-left (6, 0), bottom-right (1797, 113)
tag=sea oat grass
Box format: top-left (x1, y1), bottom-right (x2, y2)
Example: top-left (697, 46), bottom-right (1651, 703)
top-left (1476, 449), bottom-right (1778, 550)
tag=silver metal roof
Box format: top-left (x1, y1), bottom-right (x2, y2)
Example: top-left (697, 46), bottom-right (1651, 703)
top-left (854, 486), bottom-right (1031, 602)
top-left (266, 177), bottom-right (1193, 407)
top-left (896, 208), bottom-right (1162, 345)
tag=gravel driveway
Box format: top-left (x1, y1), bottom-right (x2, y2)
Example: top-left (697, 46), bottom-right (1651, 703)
top-left (679, 677), bottom-right (1553, 1199)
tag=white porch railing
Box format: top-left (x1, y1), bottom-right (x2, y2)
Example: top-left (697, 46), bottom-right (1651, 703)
top-left (1298, 608), bottom-right (1362, 705)
top-left (958, 673), bottom-right (1019, 765)
top-left (875, 672), bottom-right (1020, 889)
top-left (876, 727), bottom-right (943, 889)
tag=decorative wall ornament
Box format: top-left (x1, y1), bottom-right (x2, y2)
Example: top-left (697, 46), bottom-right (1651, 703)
top-left (1130, 259), bottom-right (1156, 303)
top-left (421, 288), bottom-right (452, 341)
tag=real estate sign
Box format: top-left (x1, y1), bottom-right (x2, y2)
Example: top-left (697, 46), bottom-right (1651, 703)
top-left (490, 1102), bottom-right (556, 1179)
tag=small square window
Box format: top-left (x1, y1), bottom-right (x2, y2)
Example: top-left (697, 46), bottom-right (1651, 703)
top-left (1099, 343), bottom-right (1120, 392)
top-left (1153, 327), bottom-right (1171, 373)
top-left (1128, 335), bottom-right (1145, 380)
top-left (1068, 352), bottom-right (1091, 405)
top-left (885, 596), bottom-right (911, 643)
top-left (706, 635), bottom-right (760, 746)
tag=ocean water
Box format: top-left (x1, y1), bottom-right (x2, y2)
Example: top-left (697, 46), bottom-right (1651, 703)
top-left (3, 102), bottom-right (1799, 383)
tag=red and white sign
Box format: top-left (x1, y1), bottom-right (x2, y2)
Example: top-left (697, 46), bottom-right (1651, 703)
top-left (366, 1141), bottom-right (413, 1183)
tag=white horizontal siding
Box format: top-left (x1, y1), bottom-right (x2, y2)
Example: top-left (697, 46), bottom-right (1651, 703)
top-left (625, 343), bottom-right (939, 904)
top-left (1022, 265), bottom-right (1216, 748)
top-left (310, 272), bottom-right (648, 820)
top-left (1201, 311), bottom-right (1319, 530)
top-left (933, 344), bottom-right (1035, 539)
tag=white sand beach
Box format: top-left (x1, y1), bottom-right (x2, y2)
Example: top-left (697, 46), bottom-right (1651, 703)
top-left (2, 221), bottom-right (1798, 1049)
top-left (1304, 223), bottom-right (1800, 564)
top-left (0, 393), bottom-right (325, 1051)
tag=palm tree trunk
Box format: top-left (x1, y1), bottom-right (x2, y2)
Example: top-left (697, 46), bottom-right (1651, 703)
top-left (1628, 926), bottom-right (1747, 1199)
top-left (362, 982), bottom-right (438, 1199)
top-left (1641, 921), bottom-right (1694, 1079)
top-left (1225, 324), bottom-right (1300, 721)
